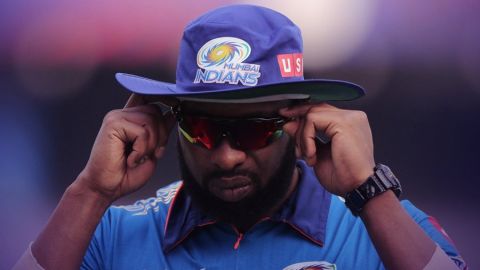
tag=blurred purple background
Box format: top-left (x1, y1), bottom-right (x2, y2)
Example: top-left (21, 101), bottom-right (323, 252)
top-left (1, 0), bottom-right (479, 268)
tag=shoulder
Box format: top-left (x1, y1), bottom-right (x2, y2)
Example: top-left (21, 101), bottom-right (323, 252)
top-left (111, 181), bottom-right (182, 217)
top-left (83, 182), bottom-right (183, 268)
top-left (97, 181), bottom-right (183, 232)
top-left (90, 181), bottom-right (183, 245)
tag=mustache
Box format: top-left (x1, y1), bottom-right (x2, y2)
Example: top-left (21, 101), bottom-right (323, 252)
top-left (207, 169), bottom-right (251, 179)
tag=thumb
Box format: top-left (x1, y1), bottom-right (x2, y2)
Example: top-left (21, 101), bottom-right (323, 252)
top-left (282, 120), bottom-right (299, 138)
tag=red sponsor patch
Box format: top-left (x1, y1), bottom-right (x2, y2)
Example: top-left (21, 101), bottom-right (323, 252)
top-left (277, 53), bottom-right (303, 77)
top-left (428, 216), bottom-right (455, 244)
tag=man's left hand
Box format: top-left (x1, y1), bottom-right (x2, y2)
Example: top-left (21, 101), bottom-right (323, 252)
top-left (280, 103), bottom-right (375, 196)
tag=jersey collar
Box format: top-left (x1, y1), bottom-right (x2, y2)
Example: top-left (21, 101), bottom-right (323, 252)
top-left (163, 160), bottom-right (332, 252)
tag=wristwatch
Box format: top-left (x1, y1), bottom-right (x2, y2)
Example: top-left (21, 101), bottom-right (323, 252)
top-left (344, 164), bottom-right (402, 216)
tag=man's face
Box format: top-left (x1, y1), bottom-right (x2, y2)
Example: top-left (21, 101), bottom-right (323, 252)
top-left (177, 100), bottom-right (298, 226)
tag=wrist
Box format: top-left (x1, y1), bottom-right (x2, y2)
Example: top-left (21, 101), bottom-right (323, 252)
top-left (74, 168), bottom-right (122, 203)
top-left (344, 164), bottom-right (402, 216)
top-left (358, 189), bottom-right (398, 218)
top-left (348, 167), bottom-right (375, 194)
top-left (67, 178), bottom-right (114, 209)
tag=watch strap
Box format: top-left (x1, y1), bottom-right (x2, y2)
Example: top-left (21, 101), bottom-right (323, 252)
top-left (344, 164), bottom-right (402, 216)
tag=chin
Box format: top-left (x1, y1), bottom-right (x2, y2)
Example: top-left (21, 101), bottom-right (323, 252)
top-left (177, 138), bottom-right (297, 228)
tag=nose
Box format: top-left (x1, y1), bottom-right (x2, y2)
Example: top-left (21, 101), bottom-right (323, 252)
top-left (210, 138), bottom-right (247, 171)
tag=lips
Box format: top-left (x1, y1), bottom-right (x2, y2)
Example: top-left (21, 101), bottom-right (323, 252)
top-left (215, 176), bottom-right (251, 188)
top-left (208, 175), bottom-right (254, 202)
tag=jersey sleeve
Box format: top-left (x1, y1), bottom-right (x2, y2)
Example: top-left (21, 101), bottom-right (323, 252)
top-left (81, 208), bottom-right (115, 270)
top-left (401, 200), bottom-right (468, 270)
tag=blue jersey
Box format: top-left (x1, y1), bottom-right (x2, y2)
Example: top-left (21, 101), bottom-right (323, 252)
top-left (82, 161), bottom-right (466, 270)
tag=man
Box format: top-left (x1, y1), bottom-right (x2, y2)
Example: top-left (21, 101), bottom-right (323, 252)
top-left (15, 4), bottom-right (466, 270)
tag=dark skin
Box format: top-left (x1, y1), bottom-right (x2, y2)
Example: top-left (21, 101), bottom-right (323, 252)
top-left (31, 94), bottom-right (440, 270)
top-left (178, 101), bottom-right (298, 202)
top-left (178, 100), bottom-right (299, 231)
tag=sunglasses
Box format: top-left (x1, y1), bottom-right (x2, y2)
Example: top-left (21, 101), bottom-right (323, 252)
top-left (173, 107), bottom-right (291, 151)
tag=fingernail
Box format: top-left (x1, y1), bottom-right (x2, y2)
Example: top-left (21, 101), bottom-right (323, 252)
top-left (137, 156), bottom-right (148, 164)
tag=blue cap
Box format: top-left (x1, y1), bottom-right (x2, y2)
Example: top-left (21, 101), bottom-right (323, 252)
top-left (115, 4), bottom-right (365, 103)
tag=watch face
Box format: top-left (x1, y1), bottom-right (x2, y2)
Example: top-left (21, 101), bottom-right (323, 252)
top-left (376, 164), bottom-right (400, 189)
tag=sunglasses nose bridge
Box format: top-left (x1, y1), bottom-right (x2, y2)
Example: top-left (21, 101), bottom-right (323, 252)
top-left (210, 135), bottom-right (248, 171)
top-left (214, 120), bottom-right (284, 151)
top-left (212, 129), bottom-right (240, 149)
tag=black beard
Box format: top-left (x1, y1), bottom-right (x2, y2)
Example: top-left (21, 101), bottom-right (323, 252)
top-left (178, 138), bottom-right (297, 231)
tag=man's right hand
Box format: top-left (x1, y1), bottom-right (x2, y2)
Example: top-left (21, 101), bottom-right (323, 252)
top-left (27, 94), bottom-right (176, 270)
top-left (76, 94), bottom-right (176, 203)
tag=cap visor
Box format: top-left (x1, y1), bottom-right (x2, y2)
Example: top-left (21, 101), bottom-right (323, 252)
top-left (116, 73), bottom-right (365, 102)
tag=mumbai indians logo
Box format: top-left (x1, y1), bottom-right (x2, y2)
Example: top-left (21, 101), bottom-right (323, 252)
top-left (194, 37), bottom-right (261, 86)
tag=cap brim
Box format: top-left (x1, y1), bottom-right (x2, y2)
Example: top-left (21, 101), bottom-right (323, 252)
top-left (115, 72), bottom-right (365, 103)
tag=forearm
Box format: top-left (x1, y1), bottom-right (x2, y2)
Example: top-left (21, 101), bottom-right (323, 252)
top-left (360, 191), bottom-right (436, 270)
top-left (32, 178), bottom-right (112, 270)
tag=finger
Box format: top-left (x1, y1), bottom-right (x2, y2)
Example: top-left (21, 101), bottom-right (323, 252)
top-left (302, 112), bottom-right (328, 163)
top-left (121, 111), bottom-right (160, 156)
top-left (124, 94), bottom-right (147, 109)
top-left (122, 106), bottom-right (175, 159)
top-left (281, 103), bottom-right (338, 164)
top-left (314, 137), bottom-right (332, 162)
top-left (113, 118), bottom-right (151, 168)
top-left (279, 102), bottom-right (338, 118)
top-left (283, 118), bottom-right (302, 159)
top-left (282, 119), bottom-right (300, 138)
top-left (128, 153), bottom-right (158, 183)
top-left (296, 117), bottom-right (308, 161)
top-left (297, 115), bottom-right (318, 166)
top-left (122, 103), bottom-right (161, 116)
top-left (300, 110), bottom-right (343, 166)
